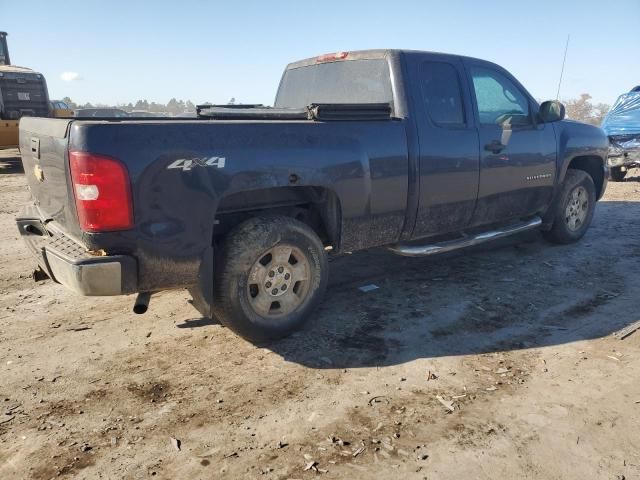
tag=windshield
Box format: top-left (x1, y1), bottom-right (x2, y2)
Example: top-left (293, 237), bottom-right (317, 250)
top-left (275, 59), bottom-right (392, 108)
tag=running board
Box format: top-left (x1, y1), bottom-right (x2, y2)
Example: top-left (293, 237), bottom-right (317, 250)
top-left (388, 217), bottom-right (542, 257)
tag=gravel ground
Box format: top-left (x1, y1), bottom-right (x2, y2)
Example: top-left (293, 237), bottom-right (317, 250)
top-left (1, 148), bottom-right (639, 479)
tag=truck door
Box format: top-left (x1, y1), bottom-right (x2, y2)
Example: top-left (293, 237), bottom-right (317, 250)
top-left (466, 63), bottom-right (556, 227)
top-left (410, 57), bottom-right (480, 238)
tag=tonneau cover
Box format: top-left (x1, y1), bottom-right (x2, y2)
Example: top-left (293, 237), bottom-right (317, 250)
top-left (197, 105), bottom-right (308, 120)
top-left (197, 103), bottom-right (393, 122)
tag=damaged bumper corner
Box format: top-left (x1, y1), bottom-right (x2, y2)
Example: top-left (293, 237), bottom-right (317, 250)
top-left (607, 135), bottom-right (640, 168)
top-left (16, 209), bottom-right (137, 296)
top-left (45, 249), bottom-right (137, 296)
top-left (607, 151), bottom-right (640, 168)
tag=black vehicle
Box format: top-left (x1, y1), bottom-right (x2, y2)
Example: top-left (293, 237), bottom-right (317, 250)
top-left (74, 108), bottom-right (128, 118)
top-left (129, 110), bottom-right (170, 117)
top-left (16, 49), bottom-right (608, 341)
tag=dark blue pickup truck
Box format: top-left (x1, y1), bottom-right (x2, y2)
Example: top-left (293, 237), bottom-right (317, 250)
top-left (16, 49), bottom-right (608, 341)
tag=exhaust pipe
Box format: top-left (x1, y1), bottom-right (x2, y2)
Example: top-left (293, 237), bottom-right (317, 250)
top-left (133, 292), bottom-right (151, 314)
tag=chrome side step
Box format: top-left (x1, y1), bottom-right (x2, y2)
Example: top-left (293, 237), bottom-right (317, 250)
top-left (388, 217), bottom-right (542, 257)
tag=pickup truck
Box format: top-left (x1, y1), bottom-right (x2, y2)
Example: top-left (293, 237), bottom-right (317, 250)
top-left (16, 49), bottom-right (608, 342)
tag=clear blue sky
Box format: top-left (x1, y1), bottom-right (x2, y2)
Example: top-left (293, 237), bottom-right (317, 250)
top-left (2, 0), bottom-right (639, 106)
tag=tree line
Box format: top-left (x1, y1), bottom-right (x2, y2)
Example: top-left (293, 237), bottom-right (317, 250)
top-left (59, 97), bottom-right (239, 115)
top-left (60, 94), bottom-right (611, 124)
top-left (562, 94), bottom-right (610, 126)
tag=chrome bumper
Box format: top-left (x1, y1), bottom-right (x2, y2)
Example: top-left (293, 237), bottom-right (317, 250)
top-left (16, 209), bottom-right (137, 296)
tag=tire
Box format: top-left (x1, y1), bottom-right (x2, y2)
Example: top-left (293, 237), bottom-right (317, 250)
top-left (212, 215), bottom-right (328, 342)
top-left (543, 169), bottom-right (596, 244)
top-left (609, 166), bottom-right (627, 182)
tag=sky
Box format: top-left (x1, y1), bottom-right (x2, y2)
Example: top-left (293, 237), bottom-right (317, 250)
top-left (2, 0), bottom-right (639, 107)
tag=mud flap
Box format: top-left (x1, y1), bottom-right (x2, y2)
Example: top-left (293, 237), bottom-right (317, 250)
top-left (188, 245), bottom-right (214, 318)
top-left (33, 266), bottom-right (50, 282)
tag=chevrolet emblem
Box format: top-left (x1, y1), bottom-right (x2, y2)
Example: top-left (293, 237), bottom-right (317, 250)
top-left (33, 164), bottom-right (45, 182)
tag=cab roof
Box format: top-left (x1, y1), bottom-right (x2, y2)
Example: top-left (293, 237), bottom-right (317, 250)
top-left (284, 49), bottom-right (494, 70)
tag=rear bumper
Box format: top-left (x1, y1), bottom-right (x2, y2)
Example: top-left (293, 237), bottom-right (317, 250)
top-left (16, 208), bottom-right (137, 296)
top-left (45, 249), bottom-right (137, 296)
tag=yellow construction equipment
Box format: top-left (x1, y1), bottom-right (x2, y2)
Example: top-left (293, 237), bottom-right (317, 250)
top-left (50, 100), bottom-right (74, 118)
top-left (0, 31), bottom-right (52, 149)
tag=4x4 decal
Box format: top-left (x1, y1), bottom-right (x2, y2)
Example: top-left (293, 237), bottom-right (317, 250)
top-left (167, 157), bottom-right (226, 171)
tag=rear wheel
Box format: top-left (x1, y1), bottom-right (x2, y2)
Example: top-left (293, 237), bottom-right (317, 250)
top-left (212, 215), bottom-right (328, 342)
top-left (543, 169), bottom-right (596, 244)
top-left (609, 166), bottom-right (627, 182)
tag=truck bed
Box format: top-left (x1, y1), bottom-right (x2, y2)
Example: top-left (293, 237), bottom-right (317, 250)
top-left (18, 114), bottom-right (410, 293)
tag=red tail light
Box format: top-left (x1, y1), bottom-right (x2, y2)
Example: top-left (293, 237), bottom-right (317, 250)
top-left (69, 151), bottom-right (133, 232)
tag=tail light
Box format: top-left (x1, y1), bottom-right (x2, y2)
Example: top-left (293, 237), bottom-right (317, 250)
top-left (69, 151), bottom-right (133, 232)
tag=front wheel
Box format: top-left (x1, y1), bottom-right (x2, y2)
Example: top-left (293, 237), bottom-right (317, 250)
top-left (543, 169), bottom-right (596, 244)
top-left (212, 215), bottom-right (328, 342)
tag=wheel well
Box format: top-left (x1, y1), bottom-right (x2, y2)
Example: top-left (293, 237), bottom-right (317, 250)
top-left (567, 155), bottom-right (605, 198)
top-left (213, 186), bottom-right (341, 248)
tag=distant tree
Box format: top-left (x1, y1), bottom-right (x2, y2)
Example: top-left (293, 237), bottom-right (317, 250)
top-left (134, 99), bottom-right (150, 111)
top-left (563, 93), bottom-right (610, 126)
top-left (166, 98), bottom-right (181, 115)
top-left (594, 102), bottom-right (610, 124)
top-left (61, 96), bottom-right (77, 109)
top-left (60, 98), bottom-right (202, 115)
top-left (227, 97), bottom-right (236, 105)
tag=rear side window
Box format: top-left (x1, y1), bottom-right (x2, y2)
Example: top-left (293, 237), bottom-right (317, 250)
top-left (470, 66), bottom-right (531, 126)
top-left (420, 62), bottom-right (465, 127)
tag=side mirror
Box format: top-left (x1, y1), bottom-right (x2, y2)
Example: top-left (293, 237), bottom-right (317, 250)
top-left (538, 100), bottom-right (565, 123)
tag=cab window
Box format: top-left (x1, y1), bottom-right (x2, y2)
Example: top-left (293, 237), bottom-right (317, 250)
top-left (470, 67), bottom-right (531, 127)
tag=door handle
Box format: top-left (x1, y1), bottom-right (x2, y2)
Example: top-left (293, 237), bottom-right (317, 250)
top-left (484, 140), bottom-right (506, 154)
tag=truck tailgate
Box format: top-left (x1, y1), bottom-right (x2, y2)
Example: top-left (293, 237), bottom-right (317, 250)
top-left (19, 117), bottom-right (77, 234)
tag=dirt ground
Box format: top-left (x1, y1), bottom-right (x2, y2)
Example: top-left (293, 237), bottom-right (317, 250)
top-left (0, 147), bottom-right (639, 480)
